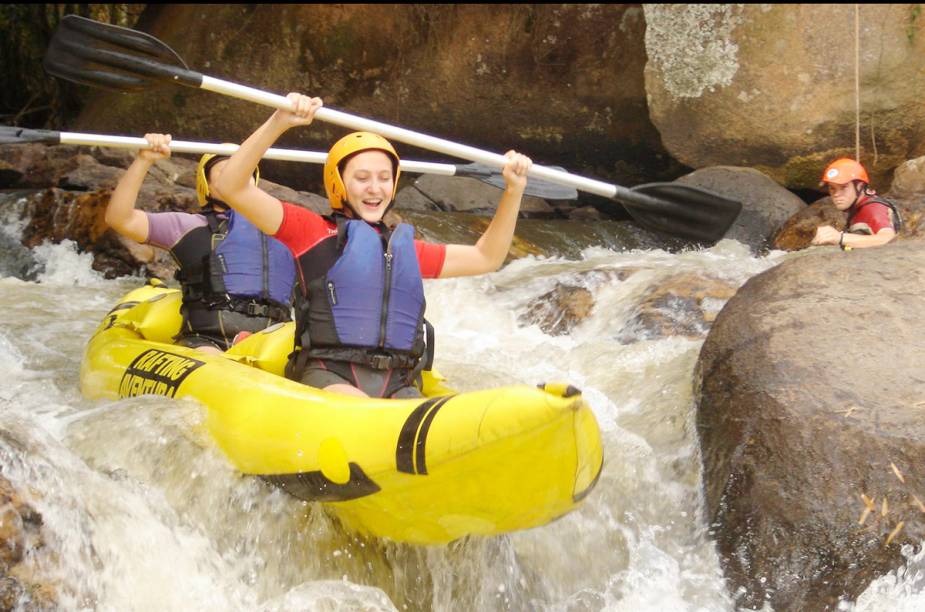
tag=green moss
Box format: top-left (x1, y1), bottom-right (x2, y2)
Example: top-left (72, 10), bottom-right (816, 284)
top-left (908, 5), bottom-right (921, 44)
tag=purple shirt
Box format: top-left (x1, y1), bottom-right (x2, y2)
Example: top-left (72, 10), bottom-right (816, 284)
top-left (145, 211), bottom-right (226, 250)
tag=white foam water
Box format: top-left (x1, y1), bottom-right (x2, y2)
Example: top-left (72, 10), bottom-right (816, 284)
top-left (0, 231), bottom-right (918, 611)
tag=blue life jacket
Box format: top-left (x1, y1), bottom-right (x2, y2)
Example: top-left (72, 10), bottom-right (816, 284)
top-left (173, 209), bottom-right (296, 321)
top-left (298, 217), bottom-right (427, 370)
top-left (210, 211), bottom-right (296, 307)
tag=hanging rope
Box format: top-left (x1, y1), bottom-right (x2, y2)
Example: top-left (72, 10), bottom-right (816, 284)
top-left (854, 3), bottom-right (861, 161)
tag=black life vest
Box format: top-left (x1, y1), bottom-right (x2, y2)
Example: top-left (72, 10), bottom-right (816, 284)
top-left (847, 196), bottom-right (903, 234)
top-left (171, 209), bottom-right (296, 321)
top-left (291, 215), bottom-right (429, 371)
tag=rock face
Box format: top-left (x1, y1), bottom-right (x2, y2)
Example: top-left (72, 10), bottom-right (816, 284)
top-left (644, 4), bottom-right (925, 191)
top-left (73, 4), bottom-right (682, 193)
top-left (695, 240), bottom-right (925, 610)
top-left (674, 166), bottom-right (806, 251)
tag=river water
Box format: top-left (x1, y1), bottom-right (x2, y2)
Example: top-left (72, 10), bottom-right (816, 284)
top-left (1, 191), bottom-right (924, 611)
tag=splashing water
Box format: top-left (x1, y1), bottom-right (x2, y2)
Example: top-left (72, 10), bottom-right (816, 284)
top-left (0, 203), bottom-right (920, 611)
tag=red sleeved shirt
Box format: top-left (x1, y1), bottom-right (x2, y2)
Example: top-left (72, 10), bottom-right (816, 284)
top-left (273, 202), bottom-right (446, 278)
top-left (848, 197), bottom-right (896, 235)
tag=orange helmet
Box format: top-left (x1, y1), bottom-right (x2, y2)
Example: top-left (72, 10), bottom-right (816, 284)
top-left (323, 132), bottom-right (400, 210)
top-left (821, 158), bottom-right (869, 186)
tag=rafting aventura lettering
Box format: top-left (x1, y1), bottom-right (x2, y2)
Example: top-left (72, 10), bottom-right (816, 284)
top-left (118, 349), bottom-right (205, 398)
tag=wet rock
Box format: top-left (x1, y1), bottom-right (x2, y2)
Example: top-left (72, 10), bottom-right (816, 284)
top-left (17, 188), bottom-right (151, 279)
top-left (520, 284), bottom-right (594, 336)
top-left (616, 272), bottom-right (737, 342)
top-left (0, 160), bottom-right (23, 186)
top-left (0, 230), bottom-right (39, 281)
top-left (519, 269), bottom-right (636, 335)
top-left (674, 166), bottom-right (806, 251)
top-left (771, 197), bottom-right (846, 251)
top-left (0, 474), bottom-right (54, 611)
top-left (695, 239), bottom-right (925, 610)
top-left (644, 4), bottom-right (925, 191)
top-left (400, 174), bottom-right (556, 217)
top-left (57, 154), bottom-right (125, 191)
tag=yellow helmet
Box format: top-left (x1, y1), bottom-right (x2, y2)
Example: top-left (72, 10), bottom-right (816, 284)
top-left (323, 132), bottom-right (400, 210)
top-left (196, 150), bottom-right (260, 206)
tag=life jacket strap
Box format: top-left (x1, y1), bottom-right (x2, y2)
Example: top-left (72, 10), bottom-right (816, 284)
top-left (184, 297), bottom-right (291, 322)
top-left (849, 197), bottom-right (903, 233)
top-left (306, 347), bottom-right (420, 370)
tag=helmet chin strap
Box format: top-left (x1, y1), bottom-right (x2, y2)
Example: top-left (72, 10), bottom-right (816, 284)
top-left (849, 181), bottom-right (867, 208)
top-left (341, 201), bottom-right (359, 219)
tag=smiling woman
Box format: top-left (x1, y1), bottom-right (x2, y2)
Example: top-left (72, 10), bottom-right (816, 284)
top-left (214, 92), bottom-right (534, 399)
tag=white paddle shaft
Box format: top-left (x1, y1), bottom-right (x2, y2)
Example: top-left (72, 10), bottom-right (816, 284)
top-left (200, 76), bottom-right (620, 199)
top-left (57, 131), bottom-right (458, 176)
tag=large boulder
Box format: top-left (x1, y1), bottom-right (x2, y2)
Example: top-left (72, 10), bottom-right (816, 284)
top-left (73, 4), bottom-right (682, 193)
top-left (674, 166), bottom-right (806, 251)
top-left (695, 239), bottom-right (925, 610)
top-left (644, 4), bottom-right (925, 191)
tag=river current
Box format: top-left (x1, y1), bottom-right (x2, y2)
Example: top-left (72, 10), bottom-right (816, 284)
top-left (1, 191), bottom-right (923, 611)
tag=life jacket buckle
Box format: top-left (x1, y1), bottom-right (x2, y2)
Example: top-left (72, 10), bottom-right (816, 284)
top-left (368, 353), bottom-right (393, 370)
top-left (244, 302), bottom-right (269, 317)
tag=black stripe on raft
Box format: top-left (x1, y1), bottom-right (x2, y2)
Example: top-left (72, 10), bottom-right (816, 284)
top-left (262, 463), bottom-right (380, 502)
top-left (396, 397), bottom-right (442, 474)
top-left (396, 395), bottom-right (455, 475)
top-left (414, 395), bottom-right (453, 476)
top-left (107, 301), bottom-right (140, 315)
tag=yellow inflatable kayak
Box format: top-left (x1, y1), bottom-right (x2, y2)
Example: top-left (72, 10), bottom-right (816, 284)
top-left (80, 279), bottom-right (603, 544)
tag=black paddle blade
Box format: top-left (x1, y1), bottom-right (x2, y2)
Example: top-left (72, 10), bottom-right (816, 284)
top-left (455, 163), bottom-right (578, 200)
top-left (0, 126), bottom-right (61, 145)
top-left (618, 182), bottom-right (742, 244)
top-left (44, 15), bottom-right (199, 92)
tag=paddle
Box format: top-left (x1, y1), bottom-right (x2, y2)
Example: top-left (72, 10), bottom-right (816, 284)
top-left (43, 14), bottom-right (742, 243)
top-left (0, 126), bottom-right (576, 200)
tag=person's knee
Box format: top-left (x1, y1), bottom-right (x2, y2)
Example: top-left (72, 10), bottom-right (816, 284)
top-left (323, 383), bottom-right (368, 397)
